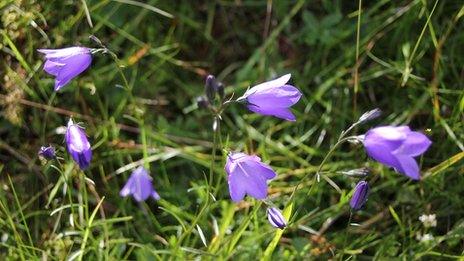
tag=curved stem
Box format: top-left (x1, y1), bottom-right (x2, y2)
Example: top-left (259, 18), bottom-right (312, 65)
top-left (175, 115), bottom-right (220, 249)
top-left (315, 136), bottom-right (355, 181)
top-left (341, 211), bottom-right (353, 259)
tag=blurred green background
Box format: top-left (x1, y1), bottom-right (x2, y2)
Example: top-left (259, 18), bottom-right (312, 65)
top-left (1, 0), bottom-right (463, 259)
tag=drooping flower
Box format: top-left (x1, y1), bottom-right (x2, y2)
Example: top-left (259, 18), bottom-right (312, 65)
top-left (120, 166), bottom-right (160, 202)
top-left (38, 47), bottom-right (92, 91)
top-left (225, 152), bottom-right (277, 202)
top-left (38, 145), bottom-right (56, 159)
top-left (237, 74), bottom-right (302, 121)
top-left (362, 126), bottom-right (432, 180)
top-left (350, 181), bottom-right (369, 210)
top-left (65, 119), bottom-right (92, 170)
top-left (267, 207), bottom-right (287, 229)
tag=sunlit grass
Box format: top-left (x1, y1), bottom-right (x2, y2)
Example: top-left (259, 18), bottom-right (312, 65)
top-left (0, 0), bottom-right (463, 259)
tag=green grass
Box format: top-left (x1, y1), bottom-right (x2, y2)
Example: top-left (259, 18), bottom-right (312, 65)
top-left (1, 0), bottom-right (464, 259)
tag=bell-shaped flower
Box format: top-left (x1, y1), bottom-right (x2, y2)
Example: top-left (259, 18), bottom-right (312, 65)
top-left (267, 207), bottom-right (287, 229)
top-left (225, 152), bottom-right (277, 202)
top-left (237, 74), bottom-right (302, 121)
top-left (350, 181), bottom-right (369, 210)
top-left (362, 126), bottom-right (432, 180)
top-left (38, 145), bottom-right (56, 159)
top-left (38, 47), bottom-right (92, 91)
top-left (65, 119), bottom-right (92, 170)
top-left (120, 166), bottom-right (160, 202)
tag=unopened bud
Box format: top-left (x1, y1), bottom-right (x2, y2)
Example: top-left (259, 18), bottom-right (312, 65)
top-left (338, 168), bottom-right (370, 177)
top-left (196, 96), bottom-right (209, 109)
top-left (38, 145), bottom-right (56, 159)
top-left (267, 207), bottom-right (287, 229)
top-left (358, 108), bottom-right (382, 123)
top-left (205, 75), bottom-right (217, 102)
top-left (350, 181), bottom-right (369, 211)
top-left (216, 82), bottom-right (225, 100)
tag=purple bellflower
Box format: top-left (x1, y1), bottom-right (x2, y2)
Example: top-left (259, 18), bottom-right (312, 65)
top-left (362, 126), bottom-right (432, 180)
top-left (267, 207), bottom-right (287, 229)
top-left (38, 145), bottom-right (55, 159)
top-left (38, 47), bottom-right (92, 91)
top-left (237, 74), bottom-right (302, 121)
top-left (120, 166), bottom-right (160, 202)
top-left (225, 152), bottom-right (277, 202)
top-left (65, 119), bottom-right (92, 170)
top-left (350, 181), bottom-right (369, 210)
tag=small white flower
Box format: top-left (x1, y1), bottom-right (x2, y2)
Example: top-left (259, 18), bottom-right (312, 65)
top-left (420, 233), bottom-right (434, 242)
top-left (1, 233), bottom-right (8, 243)
top-left (419, 214), bottom-right (437, 228)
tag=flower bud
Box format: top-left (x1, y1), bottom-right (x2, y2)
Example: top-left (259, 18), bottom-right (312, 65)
top-left (65, 119), bottom-right (92, 170)
top-left (38, 146), bottom-right (56, 159)
top-left (267, 207), bottom-right (287, 229)
top-left (216, 82), bottom-right (225, 100)
top-left (358, 108), bottom-right (381, 123)
top-left (196, 96), bottom-right (209, 109)
top-left (350, 181), bottom-right (369, 210)
top-left (338, 168), bottom-right (370, 177)
top-left (205, 75), bottom-right (217, 102)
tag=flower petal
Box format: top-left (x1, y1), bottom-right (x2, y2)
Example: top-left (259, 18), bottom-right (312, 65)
top-left (120, 175), bottom-right (135, 197)
top-left (228, 170), bottom-right (247, 202)
top-left (237, 163), bottom-right (268, 200)
top-left (242, 74), bottom-right (291, 98)
top-left (242, 161), bottom-right (277, 180)
top-left (152, 190), bottom-right (161, 200)
top-left (247, 105), bottom-right (296, 121)
top-left (395, 155), bottom-right (420, 180)
top-left (364, 139), bottom-right (402, 170)
top-left (53, 54), bottom-right (92, 91)
top-left (366, 126), bottom-right (409, 142)
top-left (247, 85), bottom-right (302, 107)
top-left (395, 131), bottom-right (432, 156)
top-left (133, 176), bottom-right (153, 201)
top-left (43, 60), bottom-right (65, 76)
top-left (38, 47), bottom-right (90, 58)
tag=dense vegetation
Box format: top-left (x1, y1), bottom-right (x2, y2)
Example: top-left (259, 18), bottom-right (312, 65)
top-left (1, 0), bottom-right (463, 259)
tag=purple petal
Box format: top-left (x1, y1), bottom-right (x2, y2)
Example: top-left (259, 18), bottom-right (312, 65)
top-left (395, 155), bottom-right (420, 180)
top-left (242, 74), bottom-right (291, 98)
top-left (242, 161), bottom-right (277, 180)
top-left (152, 190), bottom-right (161, 200)
top-left (350, 181), bottom-right (369, 210)
top-left (43, 60), bottom-right (64, 76)
top-left (53, 54), bottom-right (92, 91)
top-left (76, 151), bottom-right (91, 170)
top-left (120, 174), bottom-right (135, 197)
top-left (66, 119), bottom-right (92, 170)
top-left (228, 169), bottom-right (248, 202)
top-left (267, 208), bottom-right (287, 229)
top-left (364, 139), bottom-right (402, 170)
top-left (225, 152), bottom-right (276, 202)
top-left (247, 85), bottom-right (302, 107)
top-left (38, 146), bottom-right (55, 159)
top-left (120, 167), bottom-right (160, 202)
top-left (395, 131), bottom-right (432, 157)
top-left (38, 47), bottom-right (90, 58)
top-left (247, 105), bottom-right (296, 121)
top-left (237, 163), bottom-right (269, 200)
top-left (366, 126), bottom-right (409, 141)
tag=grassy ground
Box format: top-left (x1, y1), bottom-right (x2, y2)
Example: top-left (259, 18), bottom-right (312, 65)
top-left (1, 0), bottom-right (464, 259)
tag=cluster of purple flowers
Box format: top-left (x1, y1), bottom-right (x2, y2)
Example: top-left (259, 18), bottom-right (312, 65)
top-left (37, 45), bottom-right (432, 230)
top-left (37, 46), bottom-right (160, 203)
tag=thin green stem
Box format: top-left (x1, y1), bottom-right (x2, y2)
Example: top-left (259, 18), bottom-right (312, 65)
top-left (341, 211), bottom-right (353, 259)
top-left (354, 0), bottom-right (362, 95)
